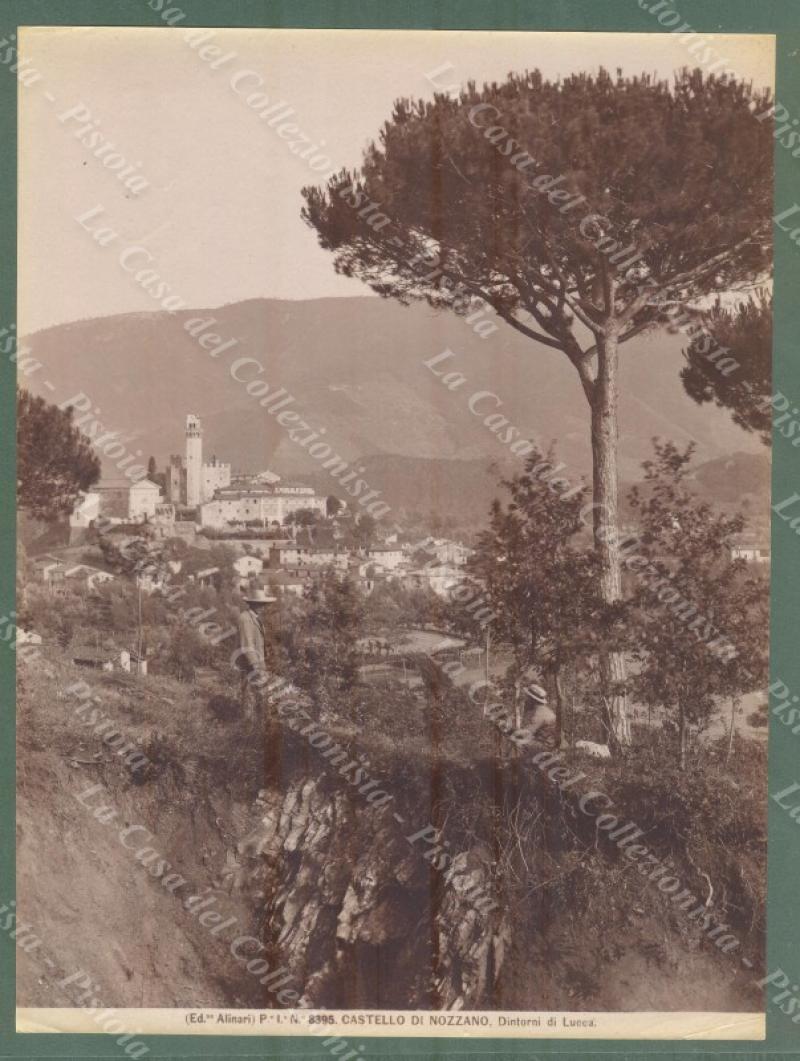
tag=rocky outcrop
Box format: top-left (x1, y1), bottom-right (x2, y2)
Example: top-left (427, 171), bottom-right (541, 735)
top-left (228, 775), bottom-right (508, 1010)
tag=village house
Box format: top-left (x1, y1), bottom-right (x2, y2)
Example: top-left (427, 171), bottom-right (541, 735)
top-left (268, 542), bottom-right (306, 567)
top-left (731, 533), bottom-right (771, 564)
top-left (121, 648), bottom-right (148, 676)
top-left (233, 555), bottom-right (264, 582)
top-left (199, 482), bottom-right (325, 528)
top-left (266, 570), bottom-right (306, 598)
top-left (136, 569), bottom-right (168, 594)
top-left (194, 566), bottom-right (220, 588)
top-left (431, 539), bottom-right (472, 566)
top-left (406, 538), bottom-right (472, 566)
top-left (69, 491), bottom-right (101, 536)
top-left (308, 546), bottom-right (349, 570)
top-left (93, 478), bottom-right (163, 522)
top-left (402, 562), bottom-right (466, 598)
top-left (361, 544), bottom-right (405, 572)
top-left (268, 543), bottom-right (347, 569)
top-left (72, 645), bottom-right (147, 675)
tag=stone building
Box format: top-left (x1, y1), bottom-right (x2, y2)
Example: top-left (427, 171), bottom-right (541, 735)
top-left (185, 413), bottom-right (202, 507)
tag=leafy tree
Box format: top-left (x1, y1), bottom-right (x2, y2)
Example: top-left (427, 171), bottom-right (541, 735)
top-left (146, 456), bottom-right (166, 492)
top-left (16, 539), bottom-right (29, 627)
top-left (163, 624), bottom-right (209, 682)
top-left (175, 543), bottom-right (234, 586)
top-left (285, 571), bottom-right (365, 702)
top-left (627, 441), bottom-right (768, 767)
top-left (206, 543), bottom-right (237, 585)
top-left (284, 507), bottom-right (319, 527)
top-left (56, 616), bottom-right (74, 649)
top-left (681, 294), bottom-right (771, 444)
top-left (88, 582), bottom-right (138, 635)
top-left (98, 534), bottom-right (152, 575)
top-left (164, 536), bottom-right (188, 559)
top-left (468, 449), bottom-right (599, 743)
top-left (96, 535), bottom-right (174, 597)
top-left (355, 513), bottom-right (377, 548)
top-left (17, 388), bottom-right (100, 521)
top-left (363, 579), bottom-right (407, 638)
top-left (326, 494), bottom-right (343, 518)
top-left (302, 67), bottom-right (773, 747)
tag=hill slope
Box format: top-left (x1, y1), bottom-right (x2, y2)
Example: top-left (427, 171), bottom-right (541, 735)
top-left (17, 647), bottom-right (765, 1014)
top-left (23, 297), bottom-right (764, 491)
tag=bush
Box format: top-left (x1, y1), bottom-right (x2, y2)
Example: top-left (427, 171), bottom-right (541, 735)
top-left (207, 693), bottom-right (242, 722)
top-left (162, 624), bottom-right (210, 682)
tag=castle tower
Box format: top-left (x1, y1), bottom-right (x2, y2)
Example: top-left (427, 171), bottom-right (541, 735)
top-left (185, 414), bottom-right (202, 508)
top-left (166, 455), bottom-right (183, 504)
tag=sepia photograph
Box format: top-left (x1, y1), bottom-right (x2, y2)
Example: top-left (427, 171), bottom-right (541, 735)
top-left (12, 23), bottom-right (776, 1044)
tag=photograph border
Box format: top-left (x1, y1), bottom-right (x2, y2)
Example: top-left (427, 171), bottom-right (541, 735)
top-left (1, 1), bottom-right (798, 1058)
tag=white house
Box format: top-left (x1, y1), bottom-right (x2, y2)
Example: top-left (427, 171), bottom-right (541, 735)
top-left (70, 491), bottom-right (101, 530)
top-left (435, 540), bottom-right (472, 566)
top-left (93, 478), bottom-right (163, 522)
top-left (267, 571), bottom-right (306, 598)
top-left (269, 543), bottom-right (348, 570)
top-left (403, 562), bottom-right (466, 598)
top-left (308, 546), bottom-right (348, 570)
top-left (269, 543), bottom-right (308, 567)
top-left (731, 534), bottom-right (770, 564)
top-left (120, 649), bottom-right (148, 676)
top-left (362, 545), bottom-right (405, 572)
top-left (129, 479), bottom-right (163, 520)
top-left (136, 570), bottom-right (167, 594)
top-left (234, 555), bottom-right (264, 580)
top-left (199, 483), bottom-right (325, 529)
top-left (411, 538), bottom-right (472, 566)
top-left (195, 566), bottom-right (220, 588)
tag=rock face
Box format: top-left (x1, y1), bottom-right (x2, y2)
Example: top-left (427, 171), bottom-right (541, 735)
top-left (230, 776), bottom-right (509, 1010)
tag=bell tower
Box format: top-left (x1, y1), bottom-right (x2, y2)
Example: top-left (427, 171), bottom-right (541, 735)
top-left (185, 414), bottom-right (202, 507)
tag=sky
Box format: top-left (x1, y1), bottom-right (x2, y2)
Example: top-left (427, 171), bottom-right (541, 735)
top-left (19, 27), bottom-right (775, 333)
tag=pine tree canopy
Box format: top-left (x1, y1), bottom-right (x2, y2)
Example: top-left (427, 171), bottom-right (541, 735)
top-left (17, 388), bottom-right (101, 522)
top-left (302, 67), bottom-right (772, 392)
top-left (680, 293), bottom-right (772, 444)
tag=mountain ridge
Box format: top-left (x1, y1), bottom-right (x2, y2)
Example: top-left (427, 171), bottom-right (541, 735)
top-left (23, 296), bottom-right (767, 517)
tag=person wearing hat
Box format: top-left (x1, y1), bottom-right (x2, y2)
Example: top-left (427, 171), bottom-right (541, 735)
top-left (237, 587), bottom-right (277, 720)
top-left (519, 670), bottom-right (558, 750)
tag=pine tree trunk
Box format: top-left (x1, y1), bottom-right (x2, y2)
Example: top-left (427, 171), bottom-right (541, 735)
top-left (591, 332), bottom-right (632, 749)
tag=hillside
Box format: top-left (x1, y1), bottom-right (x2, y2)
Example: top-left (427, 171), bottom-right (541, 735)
top-left (301, 449), bottom-right (770, 528)
top-left (17, 646), bottom-right (766, 1013)
top-left (23, 297), bottom-right (765, 492)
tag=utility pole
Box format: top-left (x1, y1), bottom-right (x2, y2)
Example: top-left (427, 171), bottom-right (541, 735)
top-left (137, 578), bottom-right (143, 667)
